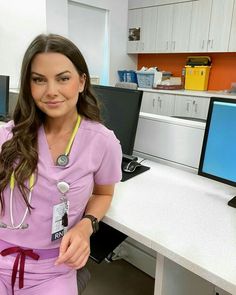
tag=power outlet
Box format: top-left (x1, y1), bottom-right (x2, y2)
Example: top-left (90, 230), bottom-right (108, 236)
top-left (214, 286), bottom-right (232, 295)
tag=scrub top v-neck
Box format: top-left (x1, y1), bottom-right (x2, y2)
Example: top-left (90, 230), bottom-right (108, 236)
top-left (39, 120), bottom-right (80, 169)
top-left (0, 119), bottom-right (122, 249)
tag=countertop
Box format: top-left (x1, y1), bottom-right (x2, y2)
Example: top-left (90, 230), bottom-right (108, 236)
top-left (138, 88), bottom-right (236, 99)
top-left (104, 160), bottom-right (236, 294)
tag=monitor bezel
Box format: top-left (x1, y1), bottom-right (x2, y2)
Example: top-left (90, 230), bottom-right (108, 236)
top-left (198, 96), bottom-right (236, 187)
top-left (0, 75), bottom-right (10, 118)
top-left (92, 84), bottom-right (143, 156)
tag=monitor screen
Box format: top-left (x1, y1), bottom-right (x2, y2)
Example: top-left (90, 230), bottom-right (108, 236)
top-left (92, 85), bottom-right (143, 156)
top-left (0, 75), bottom-right (9, 118)
top-left (198, 97), bottom-right (236, 186)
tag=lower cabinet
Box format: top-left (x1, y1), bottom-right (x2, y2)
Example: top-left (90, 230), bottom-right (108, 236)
top-left (141, 92), bottom-right (175, 116)
top-left (174, 95), bottom-right (210, 120)
top-left (141, 91), bottom-right (210, 120)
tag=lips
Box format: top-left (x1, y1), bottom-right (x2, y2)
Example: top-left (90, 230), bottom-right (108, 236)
top-left (43, 100), bottom-right (64, 107)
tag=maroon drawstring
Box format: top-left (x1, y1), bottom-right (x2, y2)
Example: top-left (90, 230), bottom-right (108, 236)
top-left (1, 247), bottom-right (39, 294)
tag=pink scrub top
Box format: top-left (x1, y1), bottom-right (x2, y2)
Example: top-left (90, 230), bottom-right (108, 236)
top-left (0, 118), bottom-right (122, 249)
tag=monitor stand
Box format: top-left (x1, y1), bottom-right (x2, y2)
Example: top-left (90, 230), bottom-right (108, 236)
top-left (228, 196), bottom-right (236, 208)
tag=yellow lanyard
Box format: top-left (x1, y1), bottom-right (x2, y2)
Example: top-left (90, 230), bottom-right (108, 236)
top-left (64, 115), bottom-right (81, 156)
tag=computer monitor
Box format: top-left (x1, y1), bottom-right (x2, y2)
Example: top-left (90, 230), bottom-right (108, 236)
top-left (0, 75), bottom-right (9, 119)
top-left (92, 85), bottom-right (143, 157)
top-left (198, 97), bottom-right (236, 206)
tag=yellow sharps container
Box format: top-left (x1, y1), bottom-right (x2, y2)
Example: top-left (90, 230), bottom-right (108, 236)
top-left (184, 56), bottom-right (211, 91)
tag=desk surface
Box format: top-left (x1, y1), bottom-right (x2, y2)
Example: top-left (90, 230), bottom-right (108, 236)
top-left (104, 161), bottom-right (236, 295)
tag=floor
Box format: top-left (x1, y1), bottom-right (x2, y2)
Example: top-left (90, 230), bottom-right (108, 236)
top-left (82, 258), bottom-right (155, 295)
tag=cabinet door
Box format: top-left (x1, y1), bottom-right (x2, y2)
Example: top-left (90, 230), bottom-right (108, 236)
top-left (155, 93), bottom-right (175, 116)
top-left (228, 1), bottom-right (236, 51)
top-left (174, 95), bottom-right (210, 120)
top-left (127, 9), bottom-right (142, 53)
top-left (174, 95), bottom-right (194, 118)
top-left (155, 5), bottom-right (173, 53)
top-left (141, 7), bottom-right (158, 53)
top-left (140, 92), bottom-right (175, 116)
top-left (171, 2), bottom-right (193, 52)
top-left (191, 97), bottom-right (210, 119)
top-left (140, 92), bottom-right (158, 114)
top-left (189, 0), bottom-right (212, 52)
top-left (208, 0), bottom-right (234, 52)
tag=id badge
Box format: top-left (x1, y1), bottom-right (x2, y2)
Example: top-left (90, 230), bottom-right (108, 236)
top-left (51, 201), bottom-right (69, 241)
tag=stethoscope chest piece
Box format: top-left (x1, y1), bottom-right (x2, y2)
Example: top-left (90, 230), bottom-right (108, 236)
top-left (56, 154), bottom-right (69, 167)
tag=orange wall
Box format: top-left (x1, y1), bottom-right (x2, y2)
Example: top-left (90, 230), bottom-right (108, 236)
top-left (138, 53), bottom-right (236, 91)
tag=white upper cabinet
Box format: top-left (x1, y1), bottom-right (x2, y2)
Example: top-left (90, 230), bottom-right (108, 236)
top-left (208, 0), bottom-right (234, 52)
top-left (171, 1), bottom-right (193, 52)
top-left (141, 7), bottom-right (158, 53)
top-left (155, 2), bottom-right (192, 53)
top-left (228, 1), bottom-right (236, 51)
top-left (155, 5), bottom-right (174, 52)
top-left (128, 0), bottom-right (236, 53)
top-left (127, 7), bottom-right (157, 53)
top-left (127, 8), bottom-right (142, 53)
top-left (189, 0), bottom-right (212, 52)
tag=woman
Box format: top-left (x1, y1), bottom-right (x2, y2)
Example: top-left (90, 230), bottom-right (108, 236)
top-left (0, 34), bottom-right (122, 294)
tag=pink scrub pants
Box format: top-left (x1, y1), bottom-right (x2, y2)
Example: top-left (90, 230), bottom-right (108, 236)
top-left (0, 240), bottom-right (91, 295)
top-left (0, 254), bottom-right (78, 294)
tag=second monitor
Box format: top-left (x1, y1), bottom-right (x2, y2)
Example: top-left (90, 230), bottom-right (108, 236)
top-left (92, 84), bottom-right (143, 158)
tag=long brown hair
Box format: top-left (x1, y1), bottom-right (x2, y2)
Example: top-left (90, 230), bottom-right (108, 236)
top-left (0, 34), bottom-right (102, 211)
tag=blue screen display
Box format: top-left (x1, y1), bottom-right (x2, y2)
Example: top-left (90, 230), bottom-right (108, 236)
top-left (202, 101), bottom-right (236, 182)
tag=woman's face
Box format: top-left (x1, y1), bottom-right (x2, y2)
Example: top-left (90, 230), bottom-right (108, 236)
top-left (30, 52), bottom-right (85, 119)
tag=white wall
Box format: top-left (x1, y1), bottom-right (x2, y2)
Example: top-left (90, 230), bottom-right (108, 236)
top-left (0, 0), bottom-right (137, 89)
top-left (46, 0), bottom-right (68, 36)
top-left (0, 0), bottom-right (47, 89)
top-left (68, 2), bottom-right (108, 84)
top-left (67, 0), bottom-right (137, 85)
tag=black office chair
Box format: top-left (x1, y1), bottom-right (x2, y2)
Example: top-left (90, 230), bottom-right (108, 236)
top-left (77, 267), bottom-right (91, 294)
top-left (89, 221), bottom-right (127, 264)
top-left (76, 222), bottom-right (127, 293)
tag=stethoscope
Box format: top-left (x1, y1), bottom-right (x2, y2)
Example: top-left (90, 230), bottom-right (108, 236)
top-left (0, 115), bottom-right (81, 230)
top-left (0, 178), bottom-right (70, 230)
top-left (0, 173), bottom-right (35, 229)
top-left (56, 115), bottom-right (81, 166)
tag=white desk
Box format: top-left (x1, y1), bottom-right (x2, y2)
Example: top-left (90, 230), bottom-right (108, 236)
top-left (103, 161), bottom-right (236, 295)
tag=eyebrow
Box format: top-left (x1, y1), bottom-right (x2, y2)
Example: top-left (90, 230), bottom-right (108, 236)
top-left (31, 71), bottom-right (71, 77)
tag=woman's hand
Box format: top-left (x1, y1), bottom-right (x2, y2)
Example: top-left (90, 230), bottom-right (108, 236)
top-left (55, 219), bottom-right (93, 269)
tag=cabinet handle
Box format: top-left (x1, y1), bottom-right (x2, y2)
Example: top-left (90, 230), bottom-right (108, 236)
top-left (152, 98), bottom-right (155, 108)
top-left (201, 40), bottom-right (204, 50)
top-left (166, 41), bottom-right (168, 50)
top-left (186, 102), bottom-right (190, 112)
top-left (194, 103), bottom-right (198, 113)
top-left (172, 41), bottom-right (176, 51)
top-left (211, 40), bottom-right (213, 49)
top-left (158, 97), bottom-right (162, 109)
